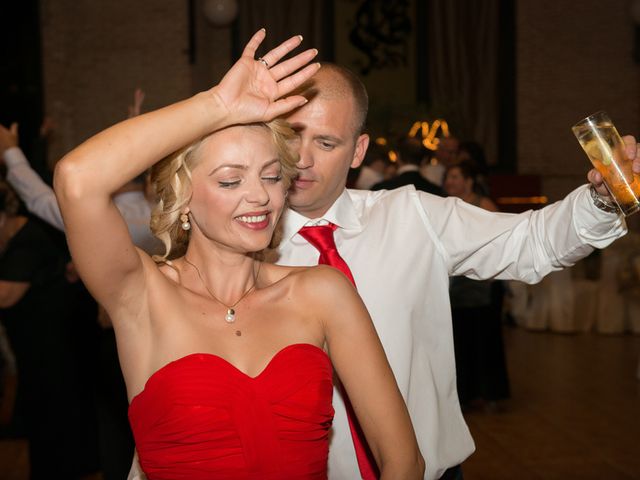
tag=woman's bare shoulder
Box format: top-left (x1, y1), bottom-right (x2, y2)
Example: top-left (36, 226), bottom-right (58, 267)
top-left (279, 264), bottom-right (355, 300)
top-left (264, 263), bottom-right (350, 285)
top-left (137, 253), bottom-right (185, 292)
top-left (258, 264), bottom-right (352, 305)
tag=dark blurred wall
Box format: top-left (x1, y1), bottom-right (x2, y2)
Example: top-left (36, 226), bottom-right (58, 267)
top-left (40, 0), bottom-right (231, 164)
top-left (516, 0), bottom-right (640, 201)
top-left (1, 0), bottom-right (43, 162)
top-left (36, 0), bottom-right (639, 196)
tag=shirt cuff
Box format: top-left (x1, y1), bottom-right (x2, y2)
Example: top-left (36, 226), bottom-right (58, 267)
top-left (2, 147), bottom-right (28, 167)
top-left (572, 184), bottom-right (627, 247)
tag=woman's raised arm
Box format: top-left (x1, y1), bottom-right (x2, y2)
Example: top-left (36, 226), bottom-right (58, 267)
top-left (54, 30), bottom-right (319, 313)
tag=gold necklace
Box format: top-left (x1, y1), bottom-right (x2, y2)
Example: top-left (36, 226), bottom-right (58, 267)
top-left (184, 257), bottom-right (261, 324)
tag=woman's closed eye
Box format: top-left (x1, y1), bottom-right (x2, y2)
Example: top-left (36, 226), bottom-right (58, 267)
top-left (218, 174), bottom-right (281, 188)
top-left (218, 179), bottom-right (242, 188)
top-left (261, 174), bottom-right (282, 183)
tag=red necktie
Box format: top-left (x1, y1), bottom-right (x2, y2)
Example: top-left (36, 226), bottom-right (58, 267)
top-left (298, 224), bottom-right (379, 480)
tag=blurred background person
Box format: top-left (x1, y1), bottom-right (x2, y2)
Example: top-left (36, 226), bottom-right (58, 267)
top-left (0, 321), bottom-right (17, 427)
top-left (354, 141), bottom-right (390, 189)
top-left (372, 136), bottom-right (444, 195)
top-left (0, 181), bottom-right (99, 478)
top-left (421, 134), bottom-right (459, 187)
top-left (444, 160), bottom-right (495, 211)
top-left (444, 161), bottom-right (510, 412)
top-left (0, 88), bottom-right (160, 479)
top-left (457, 140), bottom-right (490, 197)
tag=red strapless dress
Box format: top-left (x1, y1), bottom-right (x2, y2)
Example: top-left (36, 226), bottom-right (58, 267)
top-left (128, 344), bottom-right (334, 480)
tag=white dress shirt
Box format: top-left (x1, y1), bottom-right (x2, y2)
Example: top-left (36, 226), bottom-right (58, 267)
top-left (3, 146), bottom-right (161, 254)
top-left (4, 147), bottom-right (67, 231)
top-left (277, 185), bottom-right (626, 480)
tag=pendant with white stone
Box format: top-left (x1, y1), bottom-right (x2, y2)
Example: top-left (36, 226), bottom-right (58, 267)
top-left (225, 308), bottom-right (236, 323)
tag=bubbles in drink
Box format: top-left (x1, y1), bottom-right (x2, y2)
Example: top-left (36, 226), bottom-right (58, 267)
top-left (584, 140), bottom-right (611, 165)
top-left (573, 119), bottom-right (640, 214)
top-left (578, 126), bottom-right (634, 184)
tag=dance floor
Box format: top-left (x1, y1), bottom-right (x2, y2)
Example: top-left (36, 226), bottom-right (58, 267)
top-left (0, 327), bottom-right (638, 479)
top-left (463, 327), bottom-right (640, 479)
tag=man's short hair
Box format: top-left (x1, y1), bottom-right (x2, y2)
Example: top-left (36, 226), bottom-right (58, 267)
top-left (297, 62), bottom-right (369, 137)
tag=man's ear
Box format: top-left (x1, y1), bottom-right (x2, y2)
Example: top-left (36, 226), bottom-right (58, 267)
top-left (351, 133), bottom-right (370, 169)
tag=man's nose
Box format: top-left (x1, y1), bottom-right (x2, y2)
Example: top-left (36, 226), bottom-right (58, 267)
top-left (296, 141), bottom-right (314, 169)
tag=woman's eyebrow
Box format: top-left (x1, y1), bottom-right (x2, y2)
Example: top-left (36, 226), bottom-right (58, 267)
top-left (260, 159), bottom-right (280, 171)
top-left (209, 164), bottom-right (247, 175)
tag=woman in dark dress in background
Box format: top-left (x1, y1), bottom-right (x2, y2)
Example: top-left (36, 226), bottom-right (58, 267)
top-left (444, 161), bottom-right (511, 411)
top-left (0, 181), bottom-right (99, 478)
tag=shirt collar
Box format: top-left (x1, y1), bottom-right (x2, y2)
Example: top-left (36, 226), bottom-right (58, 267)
top-left (281, 189), bottom-right (363, 243)
top-left (396, 164), bottom-right (420, 174)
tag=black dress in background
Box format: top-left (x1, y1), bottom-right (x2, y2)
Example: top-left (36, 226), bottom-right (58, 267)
top-left (0, 218), bottom-right (99, 478)
top-left (449, 277), bottom-right (510, 408)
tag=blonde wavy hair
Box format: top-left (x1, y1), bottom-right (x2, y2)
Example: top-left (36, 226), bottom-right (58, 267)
top-left (150, 119), bottom-right (298, 261)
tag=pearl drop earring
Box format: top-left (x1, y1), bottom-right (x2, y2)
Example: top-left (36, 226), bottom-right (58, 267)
top-left (180, 212), bottom-right (191, 231)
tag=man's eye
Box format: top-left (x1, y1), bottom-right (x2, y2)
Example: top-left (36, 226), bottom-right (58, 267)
top-left (319, 142), bottom-right (335, 150)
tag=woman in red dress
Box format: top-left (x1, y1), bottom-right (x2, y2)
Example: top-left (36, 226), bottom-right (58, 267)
top-left (55, 31), bottom-right (424, 479)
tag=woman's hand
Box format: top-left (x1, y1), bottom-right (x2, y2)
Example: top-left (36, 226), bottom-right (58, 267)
top-left (211, 29), bottom-right (320, 125)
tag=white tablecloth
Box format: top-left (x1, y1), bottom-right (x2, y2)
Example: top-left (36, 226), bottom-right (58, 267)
top-left (508, 232), bottom-right (640, 334)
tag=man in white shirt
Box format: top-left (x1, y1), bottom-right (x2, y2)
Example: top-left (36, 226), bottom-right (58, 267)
top-left (277, 63), bottom-right (635, 480)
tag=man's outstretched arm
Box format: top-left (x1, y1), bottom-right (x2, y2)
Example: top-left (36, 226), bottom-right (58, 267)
top-left (418, 137), bottom-right (639, 283)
